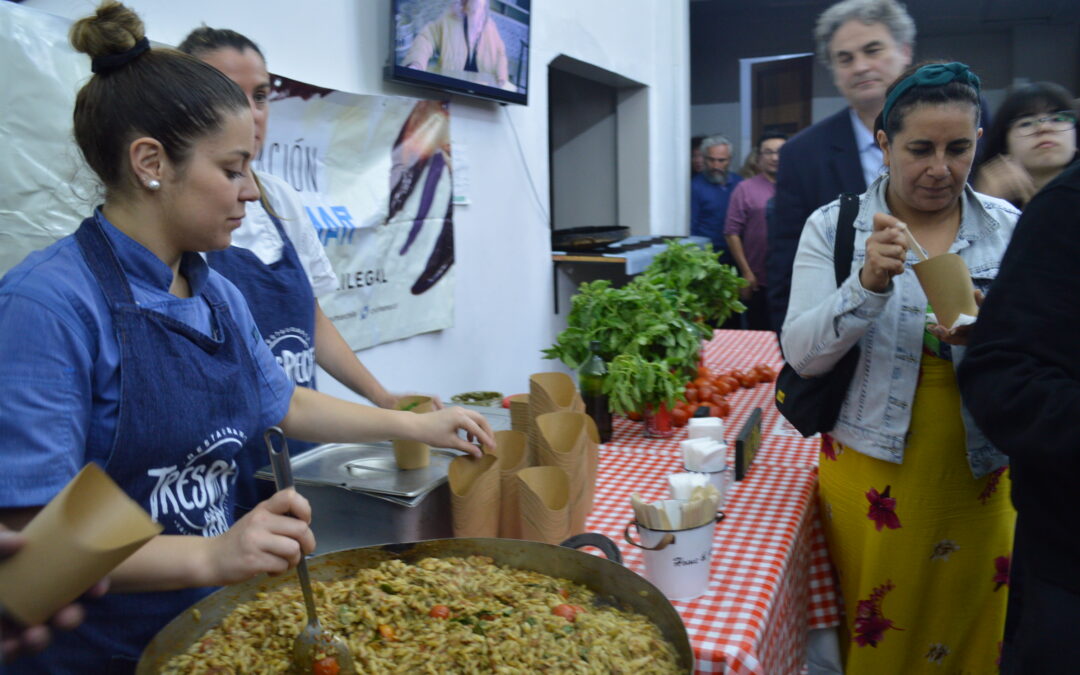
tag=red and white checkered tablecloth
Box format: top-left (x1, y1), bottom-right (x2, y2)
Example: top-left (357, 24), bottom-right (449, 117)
top-left (585, 330), bottom-right (841, 674)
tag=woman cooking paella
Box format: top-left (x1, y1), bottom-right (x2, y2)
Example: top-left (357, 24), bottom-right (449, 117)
top-left (0, 3), bottom-right (495, 672)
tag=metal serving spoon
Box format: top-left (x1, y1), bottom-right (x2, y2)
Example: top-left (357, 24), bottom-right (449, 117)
top-left (265, 427), bottom-right (356, 675)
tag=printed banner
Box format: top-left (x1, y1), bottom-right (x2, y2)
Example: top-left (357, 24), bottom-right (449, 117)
top-left (0, 2), bottom-right (455, 350)
top-left (257, 77), bottom-right (455, 349)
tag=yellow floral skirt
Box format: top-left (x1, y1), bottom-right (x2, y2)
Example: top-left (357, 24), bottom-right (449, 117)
top-left (819, 354), bottom-right (1015, 674)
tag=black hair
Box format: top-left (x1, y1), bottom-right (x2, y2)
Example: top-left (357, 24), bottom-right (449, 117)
top-left (757, 132), bottom-right (788, 151)
top-left (874, 61), bottom-right (981, 142)
top-left (69, 2), bottom-right (249, 191)
top-left (177, 25), bottom-right (265, 63)
top-left (979, 82), bottom-right (1078, 169)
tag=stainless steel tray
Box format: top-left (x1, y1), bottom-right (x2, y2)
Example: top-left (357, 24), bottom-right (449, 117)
top-left (254, 442), bottom-right (458, 499)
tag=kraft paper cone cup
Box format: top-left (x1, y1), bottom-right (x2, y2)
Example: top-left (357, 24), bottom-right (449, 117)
top-left (0, 463), bottom-right (162, 626)
top-left (535, 412), bottom-right (590, 536)
top-left (448, 453), bottom-right (501, 538)
top-left (393, 395), bottom-right (436, 470)
top-left (495, 431), bottom-right (530, 539)
top-left (913, 253), bottom-right (978, 329)
top-left (581, 415), bottom-right (600, 514)
top-left (509, 394), bottom-right (530, 434)
top-left (517, 466), bottom-right (570, 545)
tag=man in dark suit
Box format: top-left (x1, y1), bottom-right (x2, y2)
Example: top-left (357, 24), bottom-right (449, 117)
top-left (767, 0), bottom-right (914, 331)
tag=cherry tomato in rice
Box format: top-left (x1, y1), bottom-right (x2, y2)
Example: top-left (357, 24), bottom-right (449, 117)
top-left (552, 604), bottom-right (579, 622)
top-left (378, 624), bottom-right (397, 641)
top-left (313, 657), bottom-right (340, 675)
top-left (671, 408), bottom-right (690, 427)
top-left (429, 605), bottom-right (451, 619)
top-left (559, 588), bottom-right (570, 599)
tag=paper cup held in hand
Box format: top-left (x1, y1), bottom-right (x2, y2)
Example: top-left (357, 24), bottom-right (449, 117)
top-left (913, 253), bottom-right (978, 330)
top-left (0, 463), bottom-right (162, 626)
top-left (448, 452), bottom-right (501, 538)
top-left (393, 395), bottom-right (435, 470)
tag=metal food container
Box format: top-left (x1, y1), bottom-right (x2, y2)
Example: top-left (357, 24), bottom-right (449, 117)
top-left (255, 405), bottom-right (510, 553)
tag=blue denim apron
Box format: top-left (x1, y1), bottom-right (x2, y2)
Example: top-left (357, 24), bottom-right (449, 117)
top-left (206, 209), bottom-right (317, 515)
top-left (8, 217), bottom-right (265, 674)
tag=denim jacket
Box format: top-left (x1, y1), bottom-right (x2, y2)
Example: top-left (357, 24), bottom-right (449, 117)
top-left (781, 175), bottom-right (1019, 477)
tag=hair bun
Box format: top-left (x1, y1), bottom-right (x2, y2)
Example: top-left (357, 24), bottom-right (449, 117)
top-left (69, 1), bottom-right (146, 60)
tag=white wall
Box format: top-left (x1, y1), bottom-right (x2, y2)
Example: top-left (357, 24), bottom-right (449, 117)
top-left (23, 0), bottom-right (690, 402)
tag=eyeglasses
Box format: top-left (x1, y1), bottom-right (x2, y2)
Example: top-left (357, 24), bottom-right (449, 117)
top-left (1009, 111), bottom-right (1077, 136)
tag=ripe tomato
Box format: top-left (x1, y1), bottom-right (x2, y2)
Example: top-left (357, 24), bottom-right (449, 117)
top-left (552, 604), bottom-right (579, 622)
top-left (313, 657), bottom-right (341, 675)
top-left (714, 399), bottom-right (731, 418)
top-left (731, 370), bottom-right (756, 388)
top-left (719, 375), bottom-right (740, 392)
top-left (698, 384), bottom-right (716, 402)
top-left (697, 365), bottom-right (712, 378)
top-left (755, 364), bottom-right (777, 382)
top-left (712, 378), bottom-right (733, 395)
top-left (626, 410), bottom-right (642, 422)
top-left (685, 385), bottom-right (699, 403)
top-left (429, 605), bottom-right (451, 619)
top-left (378, 624), bottom-right (397, 641)
top-left (671, 408), bottom-right (690, 427)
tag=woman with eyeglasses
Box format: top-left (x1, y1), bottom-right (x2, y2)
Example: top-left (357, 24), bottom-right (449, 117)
top-left (975, 82), bottom-right (1078, 209)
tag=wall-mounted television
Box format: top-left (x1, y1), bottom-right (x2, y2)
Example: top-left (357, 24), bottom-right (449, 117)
top-left (387, 0), bottom-right (530, 106)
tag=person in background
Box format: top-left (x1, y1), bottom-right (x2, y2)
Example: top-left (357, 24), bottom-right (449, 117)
top-left (0, 3), bottom-right (493, 671)
top-left (725, 133), bottom-right (786, 331)
top-left (691, 135), bottom-right (706, 175)
top-left (974, 82), bottom-right (1078, 209)
top-left (178, 26), bottom-right (442, 516)
top-left (769, 0), bottom-right (914, 332)
top-left (782, 62), bottom-right (1018, 672)
top-left (737, 147), bottom-right (760, 180)
top-left (691, 135), bottom-right (742, 262)
top-left (958, 162), bottom-right (1080, 673)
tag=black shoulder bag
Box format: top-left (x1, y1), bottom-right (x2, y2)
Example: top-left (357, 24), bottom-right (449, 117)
top-left (774, 192), bottom-right (860, 437)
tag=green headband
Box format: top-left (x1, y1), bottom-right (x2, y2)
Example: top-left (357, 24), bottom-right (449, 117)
top-left (881, 62), bottom-right (981, 129)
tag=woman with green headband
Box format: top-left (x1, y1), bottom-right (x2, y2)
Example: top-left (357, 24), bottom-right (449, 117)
top-left (781, 62), bottom-right (1019, 672)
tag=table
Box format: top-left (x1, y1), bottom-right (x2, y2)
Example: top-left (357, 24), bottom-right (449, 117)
top-left (584, 330), bottom-right (841, 674)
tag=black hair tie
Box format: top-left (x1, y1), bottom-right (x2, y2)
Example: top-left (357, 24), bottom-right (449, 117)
top-left (91, 36), bottom-right (150, 74)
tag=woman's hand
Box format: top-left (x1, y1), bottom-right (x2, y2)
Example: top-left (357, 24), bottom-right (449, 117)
top-left (860, 213), bottom-right (910, 293)
top-left (974, 155), bottom-right (1037, 206)
top-left (377, 392), bottom-right (445, 411)
top-left (0, 527), bottom-right (109, 662)
top-left (409, 406), bottom-right (496, 457)
top-left (207, 489), bottom-right (315, 585)
top-left (927, 289), bottom-right (985, 346)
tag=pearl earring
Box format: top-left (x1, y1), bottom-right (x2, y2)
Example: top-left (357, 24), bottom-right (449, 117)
top-left (145, 179), bottom-right (161, 191)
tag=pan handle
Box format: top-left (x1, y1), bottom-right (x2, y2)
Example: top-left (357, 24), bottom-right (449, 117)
top-left (559, 533), bottom-right (622, 564)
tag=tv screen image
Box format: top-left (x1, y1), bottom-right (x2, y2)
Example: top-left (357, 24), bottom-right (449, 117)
top-left (388, 0), bottom-right (530, 105)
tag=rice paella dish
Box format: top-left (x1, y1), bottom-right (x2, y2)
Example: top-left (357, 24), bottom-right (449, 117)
top-left (161, 555), bottom-right (684, 674)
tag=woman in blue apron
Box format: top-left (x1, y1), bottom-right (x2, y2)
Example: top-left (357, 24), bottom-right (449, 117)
top-left (0, 4), bottom-right (493, 672)
top-left (179, 27), bottom-right (444, 516)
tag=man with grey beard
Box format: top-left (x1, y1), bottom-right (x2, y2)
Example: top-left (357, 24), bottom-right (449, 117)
top-left (690, 135), bottom-right (742, 265)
